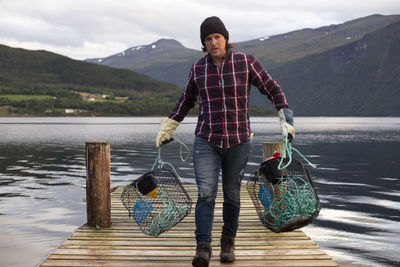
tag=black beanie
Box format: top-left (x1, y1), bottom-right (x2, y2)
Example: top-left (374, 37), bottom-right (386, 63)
top-left (200, 16), bottom-right (229, 46)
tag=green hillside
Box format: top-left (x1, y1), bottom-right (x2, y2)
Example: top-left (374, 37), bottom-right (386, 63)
top-left (0, 45), bottom-right (182, 116)
top-left (266, 21), bottom-right (400, 116)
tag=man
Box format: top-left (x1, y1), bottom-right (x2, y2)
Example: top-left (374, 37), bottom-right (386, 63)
top-left (156, 16), bottom-right (295, 267)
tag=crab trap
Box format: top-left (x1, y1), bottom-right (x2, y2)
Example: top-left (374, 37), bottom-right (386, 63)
top-left (121, 137), bottom-right (192, 237)
top-left (246, 140), bottom-right (321, 233)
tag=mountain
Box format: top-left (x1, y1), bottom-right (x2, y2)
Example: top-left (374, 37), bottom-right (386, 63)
top-left (267, 21), bottom-right (400, 116)
top-left (235, 14), bottom-right (400, 67)
top-left (86, 39), bottom-right (203, 87)
top-left (84, 14), bottom-right (400, 116)
top-left (86, 14), bottom-right (400, 90)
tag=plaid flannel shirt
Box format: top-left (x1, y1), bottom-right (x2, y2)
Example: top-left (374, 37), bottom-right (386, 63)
top-left (169, 50), bottom-right (289, 148)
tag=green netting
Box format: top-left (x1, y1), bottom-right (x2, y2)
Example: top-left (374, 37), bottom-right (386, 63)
top-left (246, 140), bottom-right (320, 233)
top-left (145, 188), bottom-right (191, 236)
top-left (262, 176), bottom-right (319, 231)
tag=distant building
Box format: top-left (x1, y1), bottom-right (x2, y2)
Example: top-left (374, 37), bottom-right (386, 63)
top-left (87, 94), bottom-right (102, 101)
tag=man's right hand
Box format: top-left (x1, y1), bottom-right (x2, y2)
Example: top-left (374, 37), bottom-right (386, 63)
top-left (156, 118), bottom-right (180, 147)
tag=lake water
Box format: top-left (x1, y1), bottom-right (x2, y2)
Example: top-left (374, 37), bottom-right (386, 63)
top-left (0, 117), bottom-right (399, 267)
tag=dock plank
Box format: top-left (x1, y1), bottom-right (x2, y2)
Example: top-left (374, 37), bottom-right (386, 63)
top-left (40, 185), bottom-right (339, 267)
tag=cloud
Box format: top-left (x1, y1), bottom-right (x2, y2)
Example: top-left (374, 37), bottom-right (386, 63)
top-left (0, 0), bottom-right (399, 59)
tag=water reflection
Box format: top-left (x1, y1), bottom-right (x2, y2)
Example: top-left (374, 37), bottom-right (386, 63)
top-left (0, 117), bottom-right (399, 267)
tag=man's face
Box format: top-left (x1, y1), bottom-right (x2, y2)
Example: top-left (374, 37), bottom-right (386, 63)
top-left (204, 33), bottom-right (227, 61)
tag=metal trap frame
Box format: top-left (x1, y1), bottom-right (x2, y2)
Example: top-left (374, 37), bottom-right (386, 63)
top-left (121, 137), bottom-right (192, 236)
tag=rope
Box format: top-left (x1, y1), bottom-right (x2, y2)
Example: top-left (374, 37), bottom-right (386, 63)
top-left (262, 176), bottom-right (320, 230)
top-left (278, 135), bottom-right (317, 170)
top-left (151, 136), bottom-right (189, 183)
top-left (145, 188), bottom-right (191, 236)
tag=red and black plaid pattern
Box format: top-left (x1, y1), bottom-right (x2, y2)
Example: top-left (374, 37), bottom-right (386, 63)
top-left (169, 51), bottom-right (289, 148)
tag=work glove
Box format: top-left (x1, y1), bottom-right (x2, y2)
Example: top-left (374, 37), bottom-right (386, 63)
top-left (156, 118), bottom-right (180, 147)
top-left (278, 108), bottom-right (295, 142)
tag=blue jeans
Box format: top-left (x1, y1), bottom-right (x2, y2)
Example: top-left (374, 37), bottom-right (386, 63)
top-left (193, 136), bottom-right (250, 243)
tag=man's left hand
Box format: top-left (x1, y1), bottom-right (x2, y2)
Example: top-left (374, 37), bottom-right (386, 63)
top-left (278, 108), bottom-right (295, 142)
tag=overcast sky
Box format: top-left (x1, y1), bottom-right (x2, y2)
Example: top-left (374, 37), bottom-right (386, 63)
top-left (1, 0), bottom-right (399, 60)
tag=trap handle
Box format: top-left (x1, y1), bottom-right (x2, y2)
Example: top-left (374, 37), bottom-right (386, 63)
top-left (151, 136), bottom-right (190, 183)
top-left (278, 135), bottom-right (317, 170)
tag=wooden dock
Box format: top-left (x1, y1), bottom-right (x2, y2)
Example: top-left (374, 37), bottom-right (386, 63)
top-left (40, 184), bottom-right (339, 267)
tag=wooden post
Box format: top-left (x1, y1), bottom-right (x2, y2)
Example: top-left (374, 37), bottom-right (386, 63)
top-left (262, 142), bottom-right (284, 160)
top-left (85, 142), bottom-right (111, 228)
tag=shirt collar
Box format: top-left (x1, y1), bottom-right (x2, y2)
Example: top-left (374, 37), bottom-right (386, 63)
top-left (206, 49), bottom-right (232, 64)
